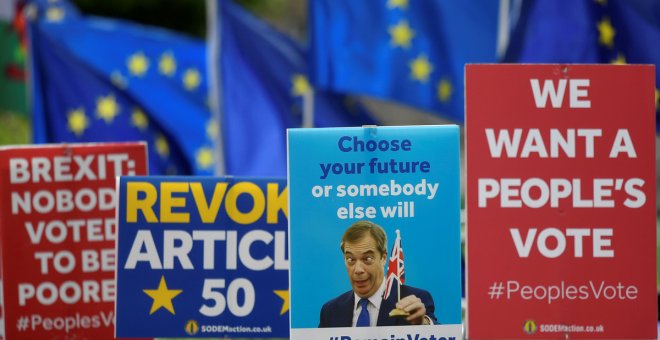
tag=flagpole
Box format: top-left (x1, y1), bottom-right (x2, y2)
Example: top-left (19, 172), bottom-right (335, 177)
top-left (24, 3), bottom-right (40, 143)
top-left (302, 87), bottom-right (314, 128)
top-left (396, 229), bottom-right (401, 302)
top-left (496, 0), bottom-right (510, 59)
top-left (206, 0), bottom-right (227, 175)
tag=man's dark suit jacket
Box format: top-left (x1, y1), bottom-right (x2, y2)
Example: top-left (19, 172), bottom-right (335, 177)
top-left (318, 285), bottom-right (437, 327)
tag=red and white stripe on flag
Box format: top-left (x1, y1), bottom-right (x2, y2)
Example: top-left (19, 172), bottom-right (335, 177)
top-left (383, 229), bottom-right (405, 300)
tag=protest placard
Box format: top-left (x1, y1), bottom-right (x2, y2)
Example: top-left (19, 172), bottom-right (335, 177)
top-left (115, 176), bottom-right (289, 338)
top-left (0, 142), bottom-right (147, 339)
top-left (288, 126), bottom-right (462, 340)
top-left (466, 64), bottom-right (657, 339)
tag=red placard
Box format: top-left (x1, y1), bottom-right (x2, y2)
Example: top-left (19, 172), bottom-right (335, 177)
top-left (0, 142), bottom-right (147, 339)
top-left (466, 64), bottom-right (657, 339)
top-left (1, 261), bottom-right (3, 340)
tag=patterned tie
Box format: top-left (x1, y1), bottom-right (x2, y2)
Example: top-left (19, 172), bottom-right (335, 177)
top-left (356, 298), bottom-right (370, 327)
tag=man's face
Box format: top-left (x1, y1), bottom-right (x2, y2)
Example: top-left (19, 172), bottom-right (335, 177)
top-left (343, 234), bottom-right (386, 298)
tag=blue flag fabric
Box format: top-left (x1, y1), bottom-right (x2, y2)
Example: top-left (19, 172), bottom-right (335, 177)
top-left (28, 0), bottom-right (215, 175)
top-left (309, 0), bottom-right (499, 123)
top-left (29, 0), bottom-right (375, 177)
top-left (504, 0), bottom-right (660, 131)
top-left (216, 0), bottom-right (376, 176)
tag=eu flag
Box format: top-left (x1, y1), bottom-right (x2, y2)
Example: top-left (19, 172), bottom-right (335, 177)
top-left (309, 0), bottom-right (499, 123)
top-left (504, 0), bottom-right (660, 131)
top-left (29, 0), bottom-right (215, 175)
top-left (215, 0), bottom-right (376, 176)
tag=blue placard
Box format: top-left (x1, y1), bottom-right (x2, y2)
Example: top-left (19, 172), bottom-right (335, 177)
top-left (115, 176), bottom-right (289, 338)
top-left (288, 126), bottom-right (462, 336)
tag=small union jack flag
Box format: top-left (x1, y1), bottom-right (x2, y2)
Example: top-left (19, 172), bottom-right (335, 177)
top-left (383, 229), bottom-right (405, 300)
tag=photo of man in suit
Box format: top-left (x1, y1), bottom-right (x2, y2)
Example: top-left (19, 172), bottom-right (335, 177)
top-left (319, 220), bottom-right (437, 327)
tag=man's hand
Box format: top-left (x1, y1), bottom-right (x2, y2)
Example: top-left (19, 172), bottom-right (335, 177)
top-left (396, 294), bottom-right (428, 325)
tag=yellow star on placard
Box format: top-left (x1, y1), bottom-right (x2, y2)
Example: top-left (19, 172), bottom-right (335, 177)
top-left (67, 108), bottom-right (89, 137)
top-left (291, 74), bottom-right (311, 97)
top-left (206, 119), bottom-right (219, 140)
top-left (96, 94), bottom-right (120, 124)
top-left (437, 78), bottom-right (452, 103)
top-left (46, 7), bottom-right (65, 22)
top-left (131, 108), bottom-right (149, 131)
top-left (127, 52), bottom-right (150, 77)
top-left (409, 54), bottom-right (433, 83)
top-left (389, 20), bottom-right (415, 49)
top-left (597, 17), bottom-right (615, 49)
top-left (143, 276), bottom-right (182, 315)
top-left (274, 290), bottom-right (290, 315)
top-left (196, 147), bottom-right (214, 170)
top-left (159, 52), bottom-right (176, 77)
top-left (387, 0), bottom-right (409, 10)
top-left (155, 134), bottom-right (170, 158)
top-left (183, 68), bottom-right (201, 91)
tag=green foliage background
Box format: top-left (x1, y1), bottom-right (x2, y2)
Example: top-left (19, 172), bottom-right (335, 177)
top-left (0, 111), bottom-right (29, 145)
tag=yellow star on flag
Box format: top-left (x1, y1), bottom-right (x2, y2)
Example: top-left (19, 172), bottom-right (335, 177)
top-left (131, 108), bottom-right (149, 131)
top-left (597, 17), bottom-right (615, 49)
top-left (196, 147), bottom-right (214, 170)
top-left (611, 53), bottom-right (626, 65)
top-left (159, 52), bottom-right (177, 76)
top-left (127, 52), bottom-right (150, 77)
top-left (206, 119), bottom-right (219, 140)
top-left (389, 20), bottom-right (415, 49)
top-left (143, 276), bottom-right (182, 315)
top-left (67, 108), bottom-right (89, 137)
top-left (437, 78), bottom-right (452, 103)
top-left (183, 68), bottom-right (201, 91)
top-left (274, 290), bottom-right (290, 315)
top-left (291, 74), bottom-right (311, 97)
top-left (155, 134), bottom-right (170, 158)
top-left (409, 54), bottom-right (433, 83)
top-left (655, 88), bottom-right (659, 110)
top-left (387, 0), bottom-right (409, 10)
top-left (111, 71), bottom-right (128, 89)
top-left (46, 7), bottom-right (65, 22)
top-left (96, 94), bottom-right (120, 124)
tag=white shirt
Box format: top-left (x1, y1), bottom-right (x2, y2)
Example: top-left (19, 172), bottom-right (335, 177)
top-left (351, 279), bottom-right (386, 327)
